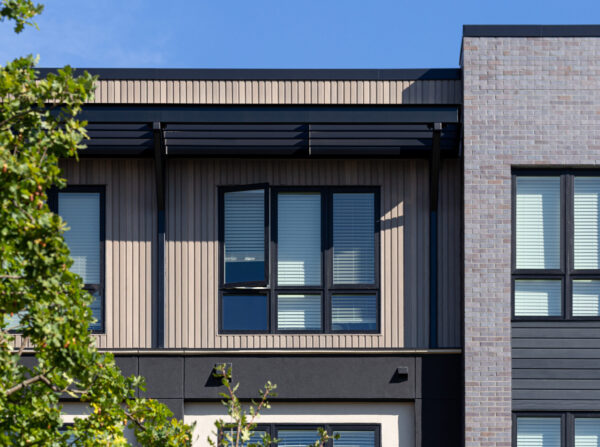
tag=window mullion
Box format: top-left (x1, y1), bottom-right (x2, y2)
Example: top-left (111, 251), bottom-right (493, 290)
top-left (565, 173), bottom-right (572, 319)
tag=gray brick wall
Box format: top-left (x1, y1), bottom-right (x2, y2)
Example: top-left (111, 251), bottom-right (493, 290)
top-left (462, 37), bottom-right (600, 446)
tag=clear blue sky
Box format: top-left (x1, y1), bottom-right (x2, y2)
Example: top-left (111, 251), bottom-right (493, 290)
top-left (0, 0), bottom-right (599, 69)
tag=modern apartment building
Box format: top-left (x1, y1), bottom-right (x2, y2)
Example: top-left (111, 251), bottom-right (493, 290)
top-left (23, 24), bottom-right (600, 446)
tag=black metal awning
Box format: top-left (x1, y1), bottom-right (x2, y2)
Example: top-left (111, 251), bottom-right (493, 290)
top-left (79, 105), bottom-right (461, 158)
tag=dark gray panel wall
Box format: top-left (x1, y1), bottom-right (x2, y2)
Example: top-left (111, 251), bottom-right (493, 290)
top-left (513, 321), bottom-right (600, 410)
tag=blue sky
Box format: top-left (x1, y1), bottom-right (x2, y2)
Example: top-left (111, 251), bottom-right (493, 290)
top-left (0, 0), bottom-right (599, 69)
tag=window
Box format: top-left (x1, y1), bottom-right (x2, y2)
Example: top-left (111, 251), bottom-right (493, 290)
top-left (49, 186), bottom-right (105, 332)
top-left (221, 425), bottom-right (379, 447)
top-left (513, 172), bottom-right (600, 319)
top-left (219, 186), bottom-right (379, 333)
top-left (515, 414), bottom-right (600, 447)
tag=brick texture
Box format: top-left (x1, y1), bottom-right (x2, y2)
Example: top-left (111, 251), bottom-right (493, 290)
top-left (462, 37), bottom-right (600, 446)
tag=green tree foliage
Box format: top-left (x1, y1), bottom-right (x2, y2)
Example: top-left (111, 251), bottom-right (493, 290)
top-left (0, 1), bottom-right (193, 445)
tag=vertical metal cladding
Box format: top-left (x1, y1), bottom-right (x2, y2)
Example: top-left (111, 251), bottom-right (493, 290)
top-left (164, 158), bottom-right (445, 349)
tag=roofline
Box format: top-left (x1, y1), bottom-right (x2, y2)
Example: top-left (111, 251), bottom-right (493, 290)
top-left (36, 68), bottom-right (461, 81)
top-left (463, 24), bottom-right (600, 38)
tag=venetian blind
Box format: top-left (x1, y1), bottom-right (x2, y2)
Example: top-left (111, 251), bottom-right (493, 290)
top-left (517, 417), bottom-right (561, 447)
top-left (574, 177), bottom-right (600, 269)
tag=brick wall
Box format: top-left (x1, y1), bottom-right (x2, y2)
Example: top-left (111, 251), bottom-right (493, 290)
top-left (462, 37), bottom-right (600, 446)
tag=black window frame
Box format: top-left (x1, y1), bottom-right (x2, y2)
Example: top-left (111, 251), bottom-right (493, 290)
top-left (48, 185), bottom-right (106, 334)
top-left (219, 185), bottom-right (380, 334)
top-left (218, 423), bottom-right (381, 447)
top-left (513, 411), bottom-right (600, 447)
top-left (512, 170), bottom-right (600, 321)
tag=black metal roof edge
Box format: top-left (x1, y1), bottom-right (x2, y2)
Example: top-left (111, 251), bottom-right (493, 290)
top-left (36, 68), bottom-right (461, 81)
top-left (463, 24), bottom-right (600, 38)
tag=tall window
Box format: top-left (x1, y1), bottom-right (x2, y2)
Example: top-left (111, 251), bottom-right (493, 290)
top-left (515, 414), bottom-right (600, 447)
top-left (220, 186), bottom-right (379, 333)
top-left (513, 172), bottom-right (600, 319)
top-left (49, 186), bottom-right (105, 332)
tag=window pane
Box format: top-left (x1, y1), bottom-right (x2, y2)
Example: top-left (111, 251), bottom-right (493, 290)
top-left (224, 189), bottom-right (265, 283)
top-left (575, 418), bottom-right (600, 447)
top-left (514, 280), bottom-right (562, 317)
top-left (333, 193), bottom-right (375, 284)
top-left (225, 430), bottom-right (267, 446)
top-left (59, 192), bottom-right (101, 284)
top-left (575, 177), bottom-right (600, 269)
top-left (517, 417), bottom-right (561, 447)
top-left (277, 193), bottom-right (321, 286)
top-left (332, 294), bottom-right (377, 331)
top-left (277, 294), bottom-right (321, 330)
top-left (89, 290), bottom-right (103, 331)
top-left (278, 430), bottom-right (320, 447)
top-left (222, 295), bottom-right (268, 331)
top-left (516, 177), bottom-right (560, 270)
top-left (573, 280), bottom-right (600, 317)
top-left (334, 431), bottom-right (375, 447)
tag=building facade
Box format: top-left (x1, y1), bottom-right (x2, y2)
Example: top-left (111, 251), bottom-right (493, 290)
top-left (25, 24), bottom-right (600, 446)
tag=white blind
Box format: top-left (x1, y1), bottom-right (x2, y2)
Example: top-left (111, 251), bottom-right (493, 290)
top-left (576, 418), bottom-right (600, 447)
top-left (331, 294), bottom-right (377, 330)
top-left (333, 193), bottom-right (375, 284)
top-left (59, 192), bottom-right (101, 284)
top-left (278, 430), bottom-right (320, 447)
top-left (574, 177), bottom-right (600, 269)
top-left (517, 417), bottom-right (561, 447)
top-left (514, 280), bottom-right (562, 317)
top-left (277, 294), bottom-right (321, 330)
top-left (573, 280), bottom-right (600, 317)
top-left (277, 193), bottom-right (321, 286)
top-left (334, 431), bottom-right (375, 447)
top-left (223, 189), bottom-right (265, 283)
top-left (516, 177), bottom-right (561, 270)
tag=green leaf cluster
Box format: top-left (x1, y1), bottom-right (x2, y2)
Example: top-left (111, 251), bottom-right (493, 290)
top-left (0, 1), bottom-right (193, 445)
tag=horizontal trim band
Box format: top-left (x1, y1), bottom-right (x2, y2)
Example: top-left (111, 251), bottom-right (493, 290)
top-left (37, 68), bottom-right (462, 81)
top-left (16, 348), bottom-right (462, 355)
top-left (463, 24), bottom-right (600, 38)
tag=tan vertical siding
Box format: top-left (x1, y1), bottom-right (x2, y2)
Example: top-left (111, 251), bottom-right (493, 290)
top-left (18, 159), bottom-right (155, 349)
top-left (437, 159), bottom-right (462, 348)
top-left (89, 79), bottom-right (461, 105)
top-left (165, 159), bottom-right (431, 349)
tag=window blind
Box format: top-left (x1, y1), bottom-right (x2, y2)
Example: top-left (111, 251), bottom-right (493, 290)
top-left (514, 280), bottom-right (562, 317)
top-left (59, 192), bottom-right (101, 284)
top-left (573, 280), bottom-right (600, 317)
top-left (277, 193), bottom-right (321, 286)
top-left (517, 417), bottom-right (561, 447)
top-left (575, 418), bottom-right (600, 447)
top-left (516, 177), bottom-right (561, 270)
top-left (278, 430), bottom-right (320, 447)
top-left (334, 431), bottom-right (376, 447)
top-left (277, 294), bottom-right (322, 330)
top-left (331, 294), bottom-right (377, 331)
top-left (223, 189), bottom-right (265, 283)
top-left (574, 177), bottom-right (600, 270)
top-left (333, 193), bottom-right (375, 284)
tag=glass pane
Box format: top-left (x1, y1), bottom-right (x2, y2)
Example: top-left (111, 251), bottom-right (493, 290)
top-left (59, 192), bottom-right (101, 284)
top-left (277, 294), bottom-right (321, 330)
top-left (334, 431), bottom-right (375, 447)
top-left (576, 418), bottom-right (600, 447)
top-left (332, 294), bottom-right (377, 331)
top-left (88, 289), bottom-right (103, 331)
top-left (224, 189), bottom-right (265, 284)
top-left (224, 430), bottom-right (267, 446)
top-left (278, 430), bottom-right (320, 447)
top-left (516, 177), bottom-right (560, 269)
top-left (575, 177), bottom-right (600, 269)
top-left (5, 311), bottom-right (24, 331)
top-left (222, 295), bottom-right (268, 331)
top-left (573, 280), bottom-right (600, 317)
top-left (514, 280), bottom-right (562, 317)
top-left (517, 417), bottom-right (561, 447)
top-left (333, 193), bottom-right (375, 284)
top-left (277, 193), bottom-right (321, 286)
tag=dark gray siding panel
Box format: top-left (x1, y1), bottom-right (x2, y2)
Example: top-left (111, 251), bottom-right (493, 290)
top-left (513, 321), bottom-right (600, 410)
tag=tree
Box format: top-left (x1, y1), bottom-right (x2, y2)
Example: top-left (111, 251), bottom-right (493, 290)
top-left (0, 1), bottom-right (193, 445)
top-left (209, 365), bottom-right (337, 447)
